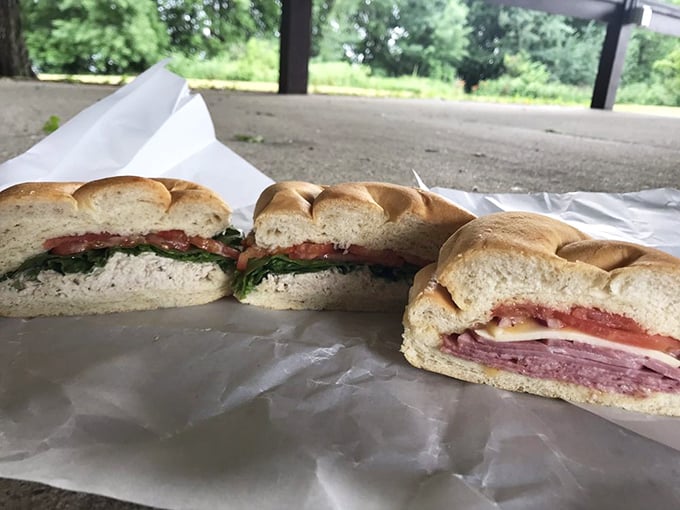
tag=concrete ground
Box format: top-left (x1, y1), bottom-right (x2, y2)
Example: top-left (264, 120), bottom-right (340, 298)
top-left (1, 78), bottom-right (679, 509)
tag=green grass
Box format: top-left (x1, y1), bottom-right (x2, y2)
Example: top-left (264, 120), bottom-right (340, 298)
top-left (37, 55), bottom-right (680, 116)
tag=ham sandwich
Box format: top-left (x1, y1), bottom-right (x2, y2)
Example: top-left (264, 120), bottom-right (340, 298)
top-left (402, 212), bottom-right (680, 416)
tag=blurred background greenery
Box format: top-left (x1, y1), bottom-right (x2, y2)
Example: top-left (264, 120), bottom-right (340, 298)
top-left (17, 0), bottom-right (680, 106)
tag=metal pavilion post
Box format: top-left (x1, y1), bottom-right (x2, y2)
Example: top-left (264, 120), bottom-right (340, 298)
top-left (278, 0), bottom-right (313, 94)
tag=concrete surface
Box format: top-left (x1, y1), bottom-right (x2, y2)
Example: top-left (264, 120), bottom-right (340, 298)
top-left (1, 78), bottom-right (680, 509)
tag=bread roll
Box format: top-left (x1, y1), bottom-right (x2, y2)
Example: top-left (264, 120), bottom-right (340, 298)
top-left (252, 181), bottom-right (476, 262)
top-left (402, 212), bottom-right (680, 415)
top-left (0, 176), bottom-right (237, 317)
top-left (236, 181), bottom-right (476, 311)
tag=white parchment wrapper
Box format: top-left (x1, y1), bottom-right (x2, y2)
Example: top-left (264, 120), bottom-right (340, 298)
top-left (1, 63), bottom-right (680, 509)
top-left (0, 60), bottom-right (274, 212)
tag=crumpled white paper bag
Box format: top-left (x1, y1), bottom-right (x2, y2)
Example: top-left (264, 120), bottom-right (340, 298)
top-left (0, 60), bottom-right (274, 213)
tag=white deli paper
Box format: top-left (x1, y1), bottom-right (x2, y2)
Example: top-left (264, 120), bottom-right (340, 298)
top-left (0, 60), bottom-right (274, 213)
top-left (1, 64), bottom-right (680, 510)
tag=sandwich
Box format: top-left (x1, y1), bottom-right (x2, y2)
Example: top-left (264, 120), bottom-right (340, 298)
top-left (0, 176), bottom-right (241, 317)
top-left (234, 181), bottom-right (476, 311)
top-left (402, 211), bottom-right (680, 416)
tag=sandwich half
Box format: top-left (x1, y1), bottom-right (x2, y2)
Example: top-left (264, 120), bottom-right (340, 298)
top-left (0, 176), bottom-right (241, 317)
top-left (234, 181), bottom-right (476, 311)
top-left (402, 211), bottom-right (680, 416)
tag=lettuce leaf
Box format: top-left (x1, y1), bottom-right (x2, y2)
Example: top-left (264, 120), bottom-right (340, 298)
top-left (233, 254), bottom-right (420, 298)
top-left (1, 227), bottom-right (242, 283)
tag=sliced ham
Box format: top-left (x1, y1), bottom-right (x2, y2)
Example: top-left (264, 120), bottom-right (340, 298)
top-left (442, 331), bottom-right (680, 395)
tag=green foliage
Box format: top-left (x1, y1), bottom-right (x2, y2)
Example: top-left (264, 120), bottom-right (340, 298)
top-left (233, 254), bottom-right (419, 298)
top-left (475, 53), bottom-right (591, 103)
top-left (617, 81), bottom-right (678, 107)
top-left (622, 29), bottom-right (678, 85)
top-left (311, 0), bottom-right (337, 57)
top-left (23, 0), bottom-right (169, 74)
top-left (652, 47), bottom-right (680, 106)
top-left (167, 38), bottom-right (279, 81)
top-left (42, 115), bottom-right (60, 134)
top-left (310, 61), bottom-right (465, 98)
top-left (157, 0), bottom-right (279, 58)
top-left (309, 61), bottom-right (373, 87)
top-left (333, 0), bottom-right (469, 79)
top-left (315, 0), bottom-right (362, 62)
top-left (498, 8), bottom-right (602, 86)
top-left (458, 0), bottom-right (505, 91)
top-left (17, 0), bottom-right (680, 107)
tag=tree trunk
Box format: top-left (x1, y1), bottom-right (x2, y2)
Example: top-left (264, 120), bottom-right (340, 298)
top-left (0, 0), bottom-right (36, 78)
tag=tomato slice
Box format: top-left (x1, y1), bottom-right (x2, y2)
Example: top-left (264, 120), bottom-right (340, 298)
top-left (494, 303), bottom-right (680, 354)
top-left (237, 245), bottom-right (269, 271)
top-left (283, 243), bottom-right (336, 260)
top-left (189, 236), bottom-right (240, 260)
top-left (44, 230), bottom-right (240, 260)
top-left (236, 241), bottom-right (430, 272)
top-left (145, 230), bottom-right (190, 251)
top-left (44, 233), bottom-right (146, 255)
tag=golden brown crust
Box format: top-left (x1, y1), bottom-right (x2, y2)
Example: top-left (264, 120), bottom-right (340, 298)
top-left (437, 212), bottom-right (591, 272)
top-left (557, 239), bottom-right (680, 271)
top-left (254, 180), bottom-right (476, 232)
top-left (253, 181), bottom-right (325, 220)
top-left (436, 211), bottom-right (680, 286)
top-left (0, 181), bottom-right (83, 207)
top-left (0, 176), bottom-right (231, 216)
top-left (0, 176), bottom-right (232, 276)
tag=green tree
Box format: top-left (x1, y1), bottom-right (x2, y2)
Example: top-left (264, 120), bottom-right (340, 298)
top-left (157, 0), bottom-right (279, 58)
top-left (652, 47), bottom-right (680, 105)
top-left (22, 0), bottom-right (169, 74)
top-left (458, 0), bottom-right (505, 91)
top-left (458, 2), bottom-right (603, 91)
top-left (397, 0), bottom-right (469, 80)
top-left (312, 0), bottom-right (336, 57)
top-left (498, 8), bottom-right (602, 86)
top-left (622, 29), bottom-right (680, 85)
top-left (315, 0), bottom-right (361, 62)
top-left (344, 0), bottom-right (468, 79)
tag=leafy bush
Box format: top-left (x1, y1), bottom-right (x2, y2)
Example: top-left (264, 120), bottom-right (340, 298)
top-left (23, 0), bottom-right (168, 74)
top-left (309, 61), bottom-right (465, 98)
top-left (473, 53), bottom-right (591, 103)
top-left (168, 38), bottom-right (279, 82)
top-left (618, 81), bottom-right (678, 107)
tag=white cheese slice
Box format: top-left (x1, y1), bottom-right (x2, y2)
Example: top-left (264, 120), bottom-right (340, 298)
top-left (474, 319), bottom-right (680, 368)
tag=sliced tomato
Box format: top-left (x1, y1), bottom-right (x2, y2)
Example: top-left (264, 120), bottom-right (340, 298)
top-left (145, 230), bottom-right (190, 251)
top-left (345, 245), bottom-right (404, 266)
top-left (239, 241), bottom-right (431, 270)
top-left (44, 233), bottom-right (112, 251)
top-left (44, 230), bottom-right (240, 261)
top-left (189, 236), bottom-right (240, 260)
top-left (237, 245), bottom-right (270, 271)
top-left (45, 233), bottom-right (147, 255)
top-left (494, 303), bottom-right (680, 354)
top-left (284, 242), bottom-right (336, 260)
